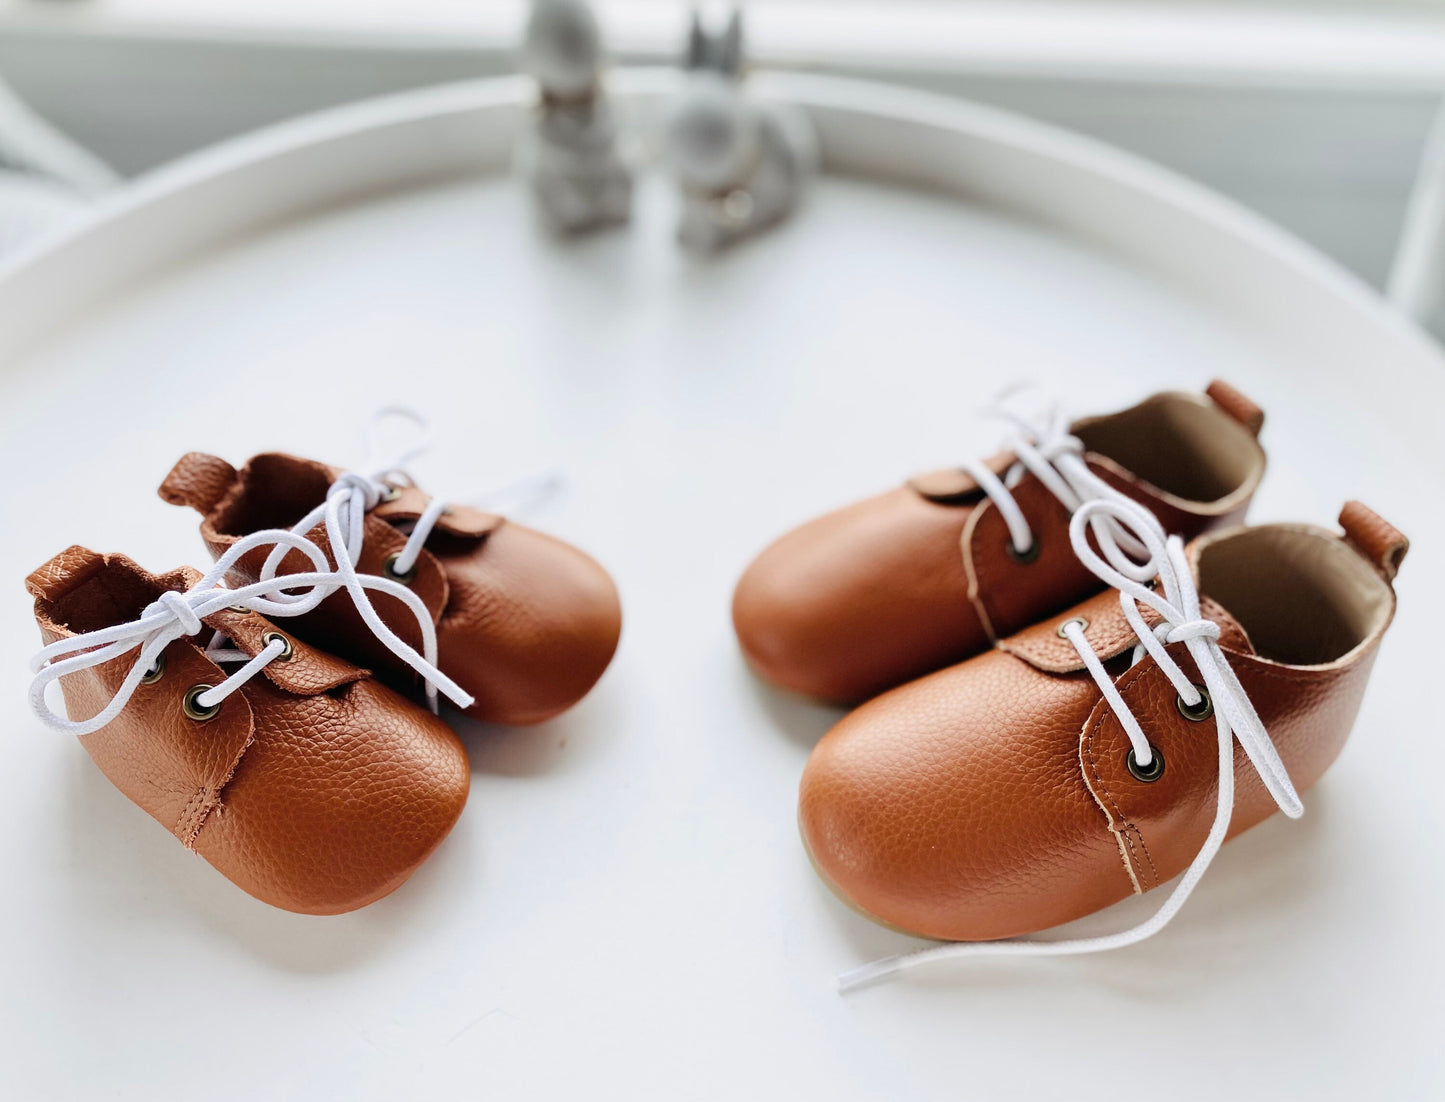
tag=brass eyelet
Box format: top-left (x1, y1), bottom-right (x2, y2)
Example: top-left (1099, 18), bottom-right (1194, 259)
top-left (261, 631), bottom-right (295, 661)
top-left (140, 654), bottom-right (166, 684)
top-left (183, 684), bottom-right (222, 722)
top-left (1176, 685), bottom-right (1214, 722)
top-left (382, 553), bottom-right (417, 586)
top-left (1007, 539), bottom-right (1040, 565)
top-left (380, 484), bottom-right (403, 504)
top-left (228, 604), bottom-right (250, 614)
top-left (1056, 616), bottom-right (1089, 639)
top-left (1126, 745), bottom-right (1165, 783)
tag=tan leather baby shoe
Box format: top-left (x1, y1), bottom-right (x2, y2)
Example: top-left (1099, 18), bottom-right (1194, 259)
top-left (159, 422), bottom-right (622, 727)
top-left (734, 381), bottom-right (1266, 704)
top-left (28, 536), bottom-right (471, 915)
top-left (799, 499), bottom-right (1405, 987)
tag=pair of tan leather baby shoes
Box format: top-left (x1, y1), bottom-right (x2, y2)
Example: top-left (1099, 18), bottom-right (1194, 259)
top-left (28, 420), bottom-right (620, 915)
top-left (734, 382), bottom-right (1407, 986)
top-left (24, 384), bottom-right (1409, 976)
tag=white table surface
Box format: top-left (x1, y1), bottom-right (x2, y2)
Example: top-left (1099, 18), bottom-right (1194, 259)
top-left (1, 75), bottom-right (1442, 1100)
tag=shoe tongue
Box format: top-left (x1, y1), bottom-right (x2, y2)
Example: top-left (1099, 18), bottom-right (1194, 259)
top-left (999, 568), bottom-right (1258, 673)
top-left (318, 458), bottom-right (500, 539)
top-left (200, 606), bottom-right (368, 694)
top-left (908, 450), bottom-right (1014, 504)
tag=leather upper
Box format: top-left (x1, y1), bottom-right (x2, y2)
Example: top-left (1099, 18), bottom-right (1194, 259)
top-left (28, 546), bottom-right (470, 915)
top-left (798, 503), bottom-right (1405, 941)
top-left (733, 382), bottom-right (1268, 704)
top-left (159, 451), bottom-right (623, 726)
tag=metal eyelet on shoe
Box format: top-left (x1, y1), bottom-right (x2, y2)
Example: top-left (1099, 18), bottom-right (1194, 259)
top-left (228, 604), bottom-right (250, 614)
top-left (140, 654), bottom-right (166, 684)
top-left (183, 684), bottom-right (222, 722)
top-left (1007, 539), bottom-right (1040, 564)
top-left (1176, 684), bottom-right (1214, 722)
top-left (380, 484), bottom-right (403, 504)
top-left (1056, 616), bottom-right (1089, 639)
top-left (260, 631), bottom-right (295, 661)
top-left (1126, 745), bottom-right (1165, 782)
top-left (382, 553), bottom-right (417, 585)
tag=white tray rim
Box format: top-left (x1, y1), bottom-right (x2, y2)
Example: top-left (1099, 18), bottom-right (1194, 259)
top-left (0, 68), bottom-right (1438, 388)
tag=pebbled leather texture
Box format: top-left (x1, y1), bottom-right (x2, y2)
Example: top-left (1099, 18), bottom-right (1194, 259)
top-left (798, 504), bottom-right (1404, 941)
top-left (160, 451), bottom-right (623, 726)
top-left (734, 382), bottom-right (1267, 703)
top-left (28, 547), bottom-right (470, 914)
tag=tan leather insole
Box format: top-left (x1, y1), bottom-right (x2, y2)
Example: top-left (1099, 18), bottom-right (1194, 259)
top-left (1197, 526), bottom-right (1392, 666)
top-left (1076, 393), bottom-right (1259, 504)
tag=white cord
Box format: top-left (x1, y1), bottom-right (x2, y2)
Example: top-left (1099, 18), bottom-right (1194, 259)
top-left (959, 393), bottom-right (1152, 579)
top-left (837, 496), bottom-right (1302, 993)
top-left (467, 468), bottom-right (564, 518)
top-left (251, 408), bottom-right (469, 712)
top-left (255, 409), bottom-right (562, 712)
top-left (29, 527), bottom-right (473, 736)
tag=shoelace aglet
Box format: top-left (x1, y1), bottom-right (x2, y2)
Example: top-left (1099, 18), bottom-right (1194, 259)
top-left (836, 957), bottom-right (909, 993)
top-left (431, 681), bottom-right (475, 712)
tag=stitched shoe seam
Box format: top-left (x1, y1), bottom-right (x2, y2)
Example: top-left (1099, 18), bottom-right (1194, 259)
top-left (1082, 661), bottom-right (1161, 891)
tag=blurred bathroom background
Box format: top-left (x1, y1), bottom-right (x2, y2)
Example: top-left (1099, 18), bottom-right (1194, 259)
top-left (5, 0), bottom-right (1445, 329)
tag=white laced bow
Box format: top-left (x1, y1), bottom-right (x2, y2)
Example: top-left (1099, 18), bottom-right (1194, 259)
top-left (279, 405), bottom-right (446, 582)
top-left (29, 527), bottom-right (473, 736)
top-left (256, 408), bottom-right (557, 712)
top-left (838, 496), bottom-right (1303, 992)
top-left (960, 392), bottom-right (1151, 575)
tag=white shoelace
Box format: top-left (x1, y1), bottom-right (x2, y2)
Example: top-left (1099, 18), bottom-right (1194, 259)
top-left (255, 407), bottom-right (471, 712)
top-left (29, 528), bottom-right (472, 736)
top-left (837, 496), bottom-right (1303, 992)
top-left (960, 394), bottom-right (1151, 576)
top-left (257, 408), bottom-right (557, 713)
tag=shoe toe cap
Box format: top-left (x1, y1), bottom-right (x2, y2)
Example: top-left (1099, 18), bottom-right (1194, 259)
top-left (733, 487), bottom-right (981, 703)
top-left (799, 654), bottom-right (1133, 941)
top-left (191, 682), bottom-right (470, 914)
top-left (442, 522), bottom-right (622, 725)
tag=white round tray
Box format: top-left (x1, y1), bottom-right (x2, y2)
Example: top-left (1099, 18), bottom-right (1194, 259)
top-left (2, 71), bottom-right (1440, 1100)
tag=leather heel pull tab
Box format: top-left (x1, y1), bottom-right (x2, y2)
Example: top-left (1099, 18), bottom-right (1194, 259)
top-left (26, 545), bottom-right (106, 602)
top-left (158, 452), bottom-right (237, 515)
top-left (1340, 501), bottom-right (1409, 583)
top-left (1206, 380), bottom-right (1265, 437)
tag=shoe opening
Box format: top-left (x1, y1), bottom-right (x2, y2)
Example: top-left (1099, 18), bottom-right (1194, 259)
top-left (37, 557), bottom-right (172, 635)
top-left (214, 454), bottom-right (333, 537)
top-left (1074, 392), bottom-right (1261, 506)
top-left (1196, 525), bottom-right (1393, 666)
